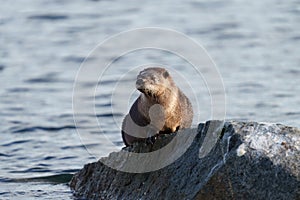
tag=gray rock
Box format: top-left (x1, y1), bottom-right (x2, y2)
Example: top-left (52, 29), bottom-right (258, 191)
top-left (70, 121), bottom-right (300, 200)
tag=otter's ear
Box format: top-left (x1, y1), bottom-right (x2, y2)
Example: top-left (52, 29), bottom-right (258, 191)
top-left (163, 71), bottom-right (169, 78)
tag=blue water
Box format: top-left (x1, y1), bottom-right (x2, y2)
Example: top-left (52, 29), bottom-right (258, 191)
top-left (1, 0), bottom-right (300, 199)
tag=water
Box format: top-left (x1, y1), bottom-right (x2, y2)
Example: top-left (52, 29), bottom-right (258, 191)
top-left (1, 0), bottom-right (299, 199)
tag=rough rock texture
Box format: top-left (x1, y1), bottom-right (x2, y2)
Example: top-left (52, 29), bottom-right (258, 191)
top-left (70, 121), bottom-right (300, 200)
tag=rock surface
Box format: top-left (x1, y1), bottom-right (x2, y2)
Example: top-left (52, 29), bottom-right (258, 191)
top-left (70, 121), bottom-right (300, 199)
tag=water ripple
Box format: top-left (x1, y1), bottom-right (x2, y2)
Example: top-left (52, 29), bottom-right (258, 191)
top-left (7, 173), bottom-right (73, 184)
top-left (0, 192), bottom-right (10, 196)
top-left (291, 36), bottom-right (300, 41)
top-left (215, 33), bottom-right (246, 40)
top-left (12, 125), bottom-right (76, 133)
top-left (59, 156), bottom-right (77, 160)
top-left (7, 88), bottom-right (31, 93)
top-left (60, 144), bottom-right (98, 150)
top-left (2, 140), bottom-right (32, 147)
top-left (95, 103), bottom-right (112, 107)
top-left (27, 14), bottom-right (69, 21)
top-left (273, 93), bottom-right (293, 98)
top-left (10, 167), bottom-right (51, 174)
top-left (95, 112), bottom-right (123, 117)
top-left (287, 69), bottom-right (300, 75)
top-left (63, 56), bottom-right (93, 63)
top-left (285, 112), bottom-right (300, 116)
top-left (0, 153), bottom-right (12, 157)
top-left (0, 64), bottom-right (5, 71)
top-left (25, 73), bottom-right (61, 83)
top-left (44, 156), bottom-right (56, 161)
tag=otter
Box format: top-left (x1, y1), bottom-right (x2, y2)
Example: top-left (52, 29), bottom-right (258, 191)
top-left (121, 67), bottom-right (193, 146)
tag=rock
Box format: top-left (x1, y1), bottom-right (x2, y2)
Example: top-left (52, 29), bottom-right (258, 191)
top-left (70, 121), bottom-right (300, 200)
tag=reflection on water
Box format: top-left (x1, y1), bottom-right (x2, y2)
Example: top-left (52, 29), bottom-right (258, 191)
top-left (0, 0), bottom-right (299, 199)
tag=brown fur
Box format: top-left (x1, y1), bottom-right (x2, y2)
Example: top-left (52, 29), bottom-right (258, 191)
top-left (121, 67), bottom-right (193, 146)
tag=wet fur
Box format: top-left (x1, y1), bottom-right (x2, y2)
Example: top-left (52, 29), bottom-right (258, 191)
top-left (122, 67), bottom-right (193, 146)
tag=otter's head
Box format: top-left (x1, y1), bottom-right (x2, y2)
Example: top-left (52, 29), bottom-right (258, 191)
top-left (136, 67), bottom-right (174, 98)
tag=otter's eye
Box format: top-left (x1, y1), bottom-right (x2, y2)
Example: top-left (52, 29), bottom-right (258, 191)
top-left (163, 71), bottom-right (169, 78)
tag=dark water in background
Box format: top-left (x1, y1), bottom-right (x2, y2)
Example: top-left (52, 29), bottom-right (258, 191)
top-left (1, 0), bottom-right (300, 199)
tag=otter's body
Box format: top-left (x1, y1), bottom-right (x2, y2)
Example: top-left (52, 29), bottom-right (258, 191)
top-left (122, 67), bottom-right (193, 146)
